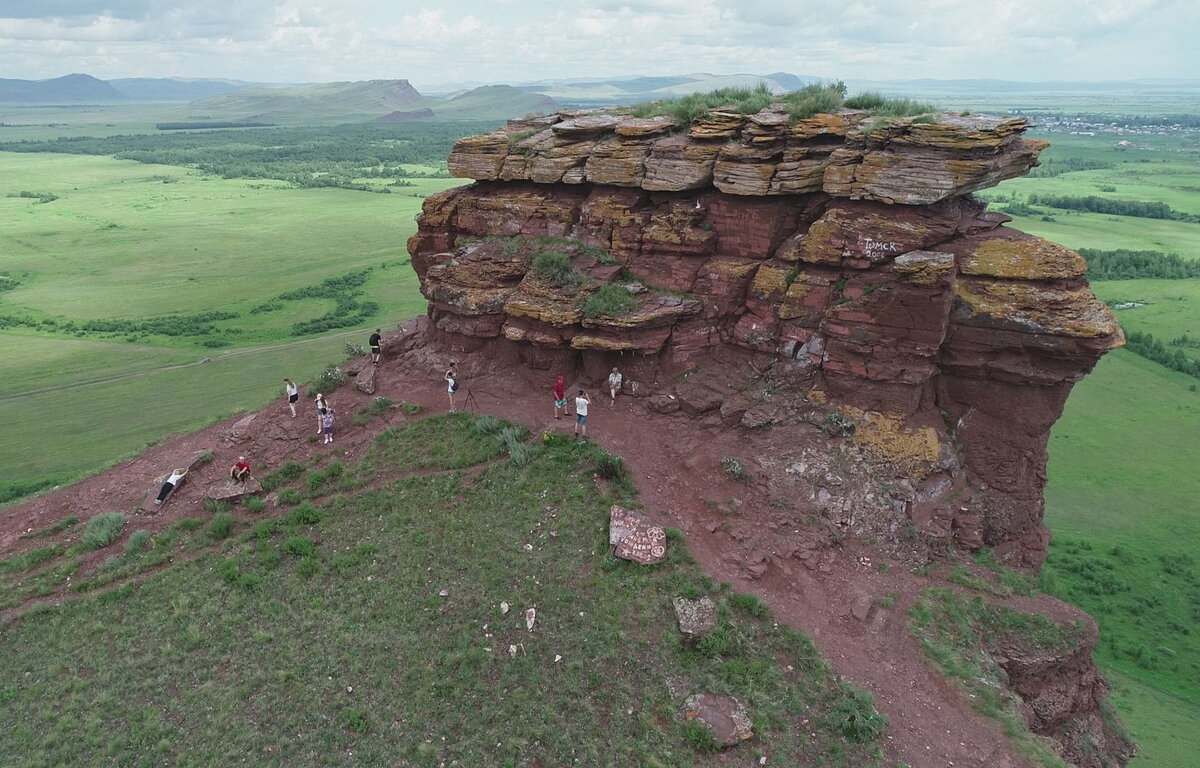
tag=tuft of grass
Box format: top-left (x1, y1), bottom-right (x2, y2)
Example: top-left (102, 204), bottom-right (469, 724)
top-left (531, 251), bottom-right (586, 292)
top-left (243, 496), bottom-right (266, 514)
top-left (0, 545), bottom-right (64, 576)
top-left (124, 530), bottom-right (152, 556)
top-left (20, 517), bottom-right (78, 540)
top-left (81, 513), bottom-right (125, 550)
top-left (276, 487), bottom-right (302, 506)
top-left (261, 461), bottom-right (306, 492)
top-left (823, 684), bottom-right (888, 743)
top-left (580, 283), bottom-right (638, 318)
top-left (594, 452), bottom-right (625, 480)
top-left (207, 513), bottom-right (235, 540)
top-left (843, 91), bottom-right (937, 117)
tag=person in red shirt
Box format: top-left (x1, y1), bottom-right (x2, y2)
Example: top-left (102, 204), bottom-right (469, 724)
top-left (230, 456), bottom-right (251, 483)
top-left (552, 375), bottom-right (568, 419)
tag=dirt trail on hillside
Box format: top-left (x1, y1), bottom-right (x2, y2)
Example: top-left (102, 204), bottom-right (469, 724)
top-left (0, 346), bottom-right (1076, 768)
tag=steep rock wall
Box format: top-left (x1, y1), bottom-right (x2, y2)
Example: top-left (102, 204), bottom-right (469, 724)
top-left (408, 109), bottom-right (1122, 570)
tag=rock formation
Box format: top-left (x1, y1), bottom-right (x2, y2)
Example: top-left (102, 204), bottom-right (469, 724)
top-left (408, 106), bottom-right (1121, 573)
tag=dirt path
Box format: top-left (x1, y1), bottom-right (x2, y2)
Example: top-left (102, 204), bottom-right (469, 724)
top-left (0, 348), bottom-right (1048, 768)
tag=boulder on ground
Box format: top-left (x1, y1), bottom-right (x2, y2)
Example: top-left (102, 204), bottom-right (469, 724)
top-left (356, 365), bottom-right (377, 395)
top-left (681, 693), bottom-right (753, 747)
top-left (205, 478), bottom-right (263, 503)
top-left (609, 505), bottom-right (667, 564)
top-left (672, 597), bottom-right (717, 639)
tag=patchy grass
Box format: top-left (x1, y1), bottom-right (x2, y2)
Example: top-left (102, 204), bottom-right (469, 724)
top-left (909, 588), bottom-right (1083, 768)
top-left (0, 413), bottom-right (887, 767)
top-left (580, 283), bottom-right (638, 318)
top-left (80, 512), bottom-right (125, 550)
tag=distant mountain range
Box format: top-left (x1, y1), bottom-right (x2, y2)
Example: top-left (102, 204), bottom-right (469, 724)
top-left (3, 71), bottom-right (1196, 121)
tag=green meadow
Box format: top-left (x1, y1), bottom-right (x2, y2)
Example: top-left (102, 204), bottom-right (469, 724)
top-left (0, 150), bottom-right (464, 497)
top-left (1093, 280), bottom-right (1200, 362)
top-left (1044, 351), bottom-right (1200, 763)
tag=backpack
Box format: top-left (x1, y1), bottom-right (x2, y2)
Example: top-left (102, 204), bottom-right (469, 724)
top-left (450, 378), bottom-right (459, 393)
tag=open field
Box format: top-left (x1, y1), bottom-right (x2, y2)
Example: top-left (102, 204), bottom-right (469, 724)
top-left (1043, 350), bottom-right (1200, 761)
top-left (0, 150), bottom-right (464, 498)
top-left (1093, 280), bottom-right (1200, 362)
top-left (0, 101), bottom-right (174, 140)
top-left (0, 415), bottom-right (889, 767)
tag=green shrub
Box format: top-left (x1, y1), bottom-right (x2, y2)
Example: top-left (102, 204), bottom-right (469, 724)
top-left (473, 414), bottom-right (503, 435)
top-left (681, 718), bottom-right (721, 753)
top-left (124, 530), bottom-right (152, 555)
top-left (283, 536), bottom-right (316, 558)
top-left (82, 513), bottom-right (125, 550)
top-left (243, 496), bottom-right (265, 513)
top-left (305, 364), bottom-right (347, 397)
top-left (843, 91), bottom-right (937, 116)
top-left (174, 517), bottom-right (204, 532)
top-left (824, 684), bottom-right (887, 743)
top-left (720, 457), bottom-right (753, 484)
top-left (261, 461), bottom-right (306, 492)
top-left (581, 283), bottom-right (637, 318)
top-left (730, 593), bottom-right (769, 618)
top-left (203, 498), bottom-right (230, 514)
top-left (286, 503), bottom-right (324, 526)
top-left (208, 513), bottom-right (235, 540)
top-left (277, 487), bottom-right (302, 506)
top-left (594, 452), bottom-right (625, 480)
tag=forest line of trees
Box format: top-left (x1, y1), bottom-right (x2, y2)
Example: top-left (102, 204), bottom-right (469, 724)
top-left (0, 122), bottom-right (498, 190)
top-left (1082, 249), bottom-right (1200, 280)
top-left (1029, 193), bottom-right (1200, 223)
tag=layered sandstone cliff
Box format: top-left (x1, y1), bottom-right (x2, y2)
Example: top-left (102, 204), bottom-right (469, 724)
top-left (408, 107), bottom-right (1122, 571)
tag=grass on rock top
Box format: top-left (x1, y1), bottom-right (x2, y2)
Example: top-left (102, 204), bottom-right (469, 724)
top-left (0, 413), bottom-right (889, 767)
top-left (628, 82), bottom-right (936, 125)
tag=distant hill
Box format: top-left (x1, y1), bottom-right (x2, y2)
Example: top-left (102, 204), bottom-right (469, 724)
top-left (433, 85), bottom-right (557, 120)
top-left (109, 77), bottom-right (265, 101)
top-left (174, 79), bottom-right (428, 123)
top-left (171, 80), bottom-right (556, 123)
top-left (0, 73), bottom-right (124, 102)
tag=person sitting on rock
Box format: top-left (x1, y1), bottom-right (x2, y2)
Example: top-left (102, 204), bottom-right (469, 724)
top-left (607, 367), bottom-right (623, 406)
top-left (230, 456), bottom-right (251, 483)
top-left (155, 468), bottom-right (188, 505)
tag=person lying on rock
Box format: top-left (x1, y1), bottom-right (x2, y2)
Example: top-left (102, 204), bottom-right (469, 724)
top-left (155, 468), bottom-right (188, 505)
top-left (230, 456), bottom-right (251, 483)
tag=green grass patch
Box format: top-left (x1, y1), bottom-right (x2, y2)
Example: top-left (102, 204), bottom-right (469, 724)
top-left (80, 513), bottom-right (125, 550)
top-left (627, 82), bottom-right (935, 125)
top-left (0, 545), bottom-right (64, 576)
top-left (0, 414), bottom-right (886, 767)
top-left (580, 283), bottom-right (638, 318)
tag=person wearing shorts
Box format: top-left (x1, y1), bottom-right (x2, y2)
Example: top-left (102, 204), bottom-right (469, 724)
top-left (284, 379), bottom-right (298, 417)
top-left (574, 389), bottom-right (590, 439)
top-left (445, 363), bottom-right (459, 412)
top-left (315, 393), bottom-right (328, 435)
top-left (321, 409), bottom-right (335, 444)
top-left (369, 329), bottom-right (382, 365)
top-left (552, 375), bottom-right (567, 419)
top-left (607, 367), bottom-right (623, 406)
top-left (230, 456), bottom-right (251, 482)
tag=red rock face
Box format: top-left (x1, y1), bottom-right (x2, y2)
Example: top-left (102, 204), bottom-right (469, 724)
top-left (409, 113), bottom-right (1121, 572)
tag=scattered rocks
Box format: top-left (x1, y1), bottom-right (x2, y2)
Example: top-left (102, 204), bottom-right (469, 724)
top-left (609, 505), bottom-right (667, 565)
top-left (681, 693), bottom-right (753, 747)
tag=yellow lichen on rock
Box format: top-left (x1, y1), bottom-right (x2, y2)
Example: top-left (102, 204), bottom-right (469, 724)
top-left (960, 237), bottom-right (1087, 280)
top-left (954, 279), bottom-right (1120, 339)
top-left (844, 407), bottom-right (942, 478)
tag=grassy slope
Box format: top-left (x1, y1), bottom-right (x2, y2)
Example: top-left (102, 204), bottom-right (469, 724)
top-left (0, 416), bottom-right (887, 768)
top-left (1044, 351), bottom-right (1200, 762)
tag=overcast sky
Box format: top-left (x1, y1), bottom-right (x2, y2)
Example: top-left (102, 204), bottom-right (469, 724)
top-left (1, 0), bottom-right (1195, 88)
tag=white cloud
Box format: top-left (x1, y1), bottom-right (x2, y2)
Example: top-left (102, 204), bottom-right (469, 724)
top-left (0, 0), bottom-right (1194, 84)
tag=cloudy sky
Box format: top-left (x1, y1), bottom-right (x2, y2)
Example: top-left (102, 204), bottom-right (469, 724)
top-left (1, 0), bottom-right (1194, 88)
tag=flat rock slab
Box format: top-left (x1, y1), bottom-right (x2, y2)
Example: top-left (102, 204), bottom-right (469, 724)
top-left (672, 597), bottom-right (717, 638)
top-left (139, 449), bottom-right (213, 512)
top-left (609, 505), bottom-right (667, 565)
top-left (681, 693), bottom-right (753, 747)
top-left (205, 478), bottom-right (262, 502)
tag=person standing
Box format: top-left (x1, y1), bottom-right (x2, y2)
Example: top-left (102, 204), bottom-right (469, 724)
top-left (284, 379), bottom-right (298, 417)
top-left (321, 408), bottom-right (336, 444)
top-left (445, 363), bottom-right (459, 412)
top-left (574, 389), bottom-right (591, 440)
top-left (552, 375), bottom-right (567, 419)
top-left (154, 468), bottom-right (188, 505)
top-left (607, 367), bottom-right (623, 406)
top-left (369, 329), bottom-right (382, 365)
top-left (315, 393), bottom-right (329, 435)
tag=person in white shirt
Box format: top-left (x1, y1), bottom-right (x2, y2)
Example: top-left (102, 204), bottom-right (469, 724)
top-left (607, 367), bottom-right (623, 406)
top-left (574, 389), bottom-right (591, 439)
top-left (154, 468), bottom-right (188, 505)
top-left (284, 379), bottom-right (298, 417)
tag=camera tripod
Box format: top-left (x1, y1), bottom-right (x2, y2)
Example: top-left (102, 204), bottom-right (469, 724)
top-left (464, 387), bottom-right (480, 412)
